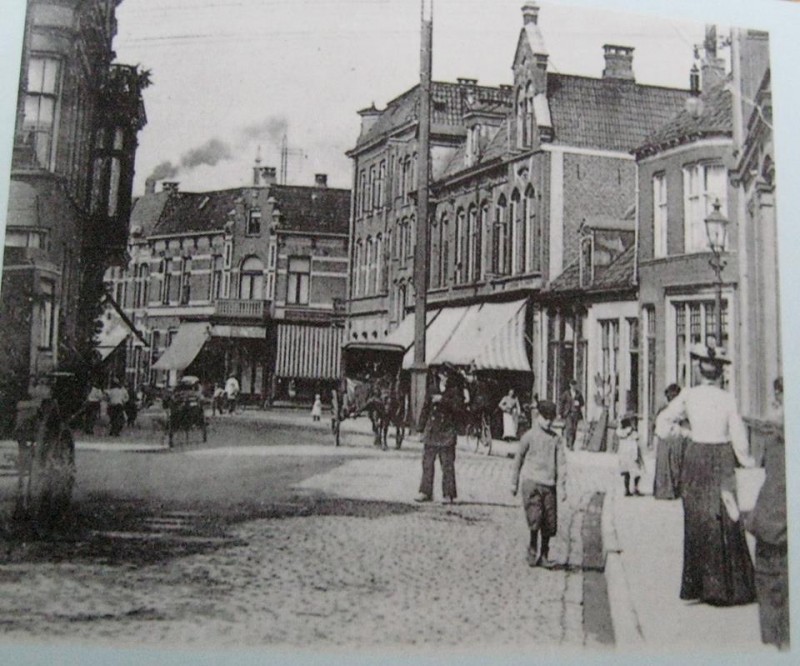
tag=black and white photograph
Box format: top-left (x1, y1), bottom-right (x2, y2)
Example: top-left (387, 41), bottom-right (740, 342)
top-left (0, 0), bottom-right (795, 663)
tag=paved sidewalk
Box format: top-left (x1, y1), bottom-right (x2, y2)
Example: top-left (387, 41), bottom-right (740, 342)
top-left (602, 451), bottom-right (765, 654)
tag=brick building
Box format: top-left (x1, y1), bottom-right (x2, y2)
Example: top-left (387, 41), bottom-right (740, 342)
top-left (108, 167), bottom-right (349, 405)
top-left (633, 30), bottom-right (737, 434)
top-left (0, 0), bottom-right (147, 431)
top-left (346, 2), bottom-right (687, 407)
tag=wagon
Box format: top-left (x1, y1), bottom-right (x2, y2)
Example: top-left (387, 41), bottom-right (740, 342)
top-left (164, 376), bottom-right (208, 447)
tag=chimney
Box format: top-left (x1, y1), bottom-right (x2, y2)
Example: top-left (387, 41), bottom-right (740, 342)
top-left (314, 173), bottom-right (328, 188)
top-left (701, 25), bottom-right (726, 91)
top-left (254, 166), bottom-right (277, 186)
top-left (521, 2), bottom-right (539, 25)
top-left (145, 178), bottom-right (156, 195)
top-left (602, 45), bottom-right (635, 81)
top-left (253, 145), bottom-right (263, 186)
top-left (358, 103), bottom-right (381, 137)
top-left (162, 181), bottom-right (179, 193)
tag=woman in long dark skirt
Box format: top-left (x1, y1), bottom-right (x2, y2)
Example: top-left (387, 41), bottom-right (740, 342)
top-left (653, 383), bottom-right (689, 499)
top-left (658, 343), bottom-right (757, 606)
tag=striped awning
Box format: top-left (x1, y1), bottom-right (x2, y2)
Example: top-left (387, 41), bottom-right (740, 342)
top-left (432, 299), bottom-right (529, 371)
top-left (276, 324), bottom-right (344, 379)
top-left (472, 302), bottom-right (531, 371)
top-left (401, 306), bottom-right (470, 369)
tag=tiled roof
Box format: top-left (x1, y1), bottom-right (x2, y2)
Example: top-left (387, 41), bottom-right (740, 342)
top-left (130, 191), bottom-right (170, 235)
top-left (438, 122), bottom-right (509, 180)
top-left (270, 185), bottom-right (350, 235)
top-left (355, 82), bottom-right (511, 149)
top-left (149, 186), bottom-right (351, 237)
top-left (547, 74), bottom-right (689, 152)
top-left (634, 79), bottom-right (732, 157)
top-left (152, 189), bottom-right (238, 235)
top-left (548, 244), bottom-right (636, 294)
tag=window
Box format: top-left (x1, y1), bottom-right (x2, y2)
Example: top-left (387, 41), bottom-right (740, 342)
top-left (239, 256), bottom-right (264, 300)
top-left (511, 190), bottom-right (522, 274)
top-left (653, 173), bottom-right (668, 257)
top-left (359, 169), bottom-right (367, 215)
top-left (644, 306), bottom-right (656, 422)
top-left (525, 186), bottom-right (537, 272)
top-left (353, 242), bottom-right (362, 296)
top-left (24, 56), bottom-right (61, 169)
top-left (378, 160), bottom-right (386, 207)
top-left (38, 279), bottom-right (55, 349)
top-left (374, 235), bottom-right (383, 294)
top-left (468, 205), bottom-right (481, 282)
top-left (407, 216), bottom-right (415, 259)
top-left (4, 228), bottom-right (48, 249)
top-left (287, 257), bottom-right (310, 305)
top-left (368, 165), bottom-right (376, 211)
top-left (211, 256), bottom-right (223, 301)
top-left (455, 209), bottom-right (466, 284)
top-left (546, 309), bottom-right (586, 404)
top-left (627, 317), bottom-right (640, 415)
top-left (161, 259), bottom-right (171, 304)
top-left (673, 299), bottom-right (730, 387)
top-left (683, 163), bottom-right (727, 253)
top-left (247, 209), bottom-right (262, 235)
top-left (180, 258), bottom-right (191, 304)
top-left (599, 319), bottom-right (621, 421)
top-left (494, 195), bottom-right (507, 275)
top-left (580, 237), bottom-right (593, 288)
top-left (439, 215), bottom-right (450, 287)
top-left (365, 238), bottom-right (374, 296)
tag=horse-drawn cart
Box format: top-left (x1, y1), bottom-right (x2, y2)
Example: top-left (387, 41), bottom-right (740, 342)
top-left (332, 342), bottom-right (409, 450)
top-left (163, 376), bottom-right (208, 447)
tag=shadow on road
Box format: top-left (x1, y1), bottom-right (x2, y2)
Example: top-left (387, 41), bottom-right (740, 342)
top-left (0, 493), bottom-right (419, 567)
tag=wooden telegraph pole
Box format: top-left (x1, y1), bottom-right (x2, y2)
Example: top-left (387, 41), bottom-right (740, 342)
top-left (410, 0), bottom-right (433, 428)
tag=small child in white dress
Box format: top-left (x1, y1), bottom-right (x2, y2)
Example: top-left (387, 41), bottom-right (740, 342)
top-left (311, 394), bottom-right (323, 421)
top-left (617, 414), bottom-right (643, 496)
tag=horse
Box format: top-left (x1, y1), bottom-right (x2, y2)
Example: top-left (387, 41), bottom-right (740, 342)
top-left (335, 374), bottom-right (407, 450)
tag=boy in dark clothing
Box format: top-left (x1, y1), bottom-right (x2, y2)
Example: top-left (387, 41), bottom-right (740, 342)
top-left (511, 400), bottom-right (566, 568)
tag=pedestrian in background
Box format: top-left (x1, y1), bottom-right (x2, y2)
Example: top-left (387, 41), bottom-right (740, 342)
top-left (743, 377), bottom-right (789, 650)
top-left (559, 379), bottom-right (584, 450)
top-left (311, 394), bottom-right (322, 422)
top-left (653, 383), bottom-right (689, 499)
top-left (617, 413), bottom-right (643, 496)
top-left (212, 383), bottom-right (225, 416)
top-left (84, 380), bottom-right (104, 435)
top-left (415, 365), bottom-right (464, 504)
top-left (511, 400), bottom-right (566, 568)
top-left (658, 343), bottom-right (756, 606)
top-left (225, 375), bottom-right (240, 414)
top-left (499, 388), bottom-right (521, 441)
top-left (105, 377), bottom-right (129, 437)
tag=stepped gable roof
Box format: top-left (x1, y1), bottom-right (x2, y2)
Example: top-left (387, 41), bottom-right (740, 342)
top-left (270, 185), bottom-right (350, 235)
top-left (354, 81), bottom-right (511, 149)
top-left (130, 190), bottom-right (170, 235)
top-left (548, 244), bottom-right (636, 294)
top-left (547, 74), bottom-right (689, 152)
top-left (151, 189), bottom-right (239, 235)
top-left (634, 79), bottom-right (732, 158)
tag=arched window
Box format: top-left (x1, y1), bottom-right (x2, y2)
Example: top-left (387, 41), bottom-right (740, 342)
top-left (439, 214), bottom-right (450, 288)
top-left (525, 185), bottom-right (538, 272)
top-left (353, 241), bottom-right (362, 296)
top-left (479, 202), bottom-right (489, 281)
top-left (455, 208), bottom-right (466, 284)
top-left (365, 237), bottom-right (374, 295)
top-left (240, 256), bottom-right (264, 300)
top-left (517, 90), bottom-right (526, 148)
top-left (468, 205), bottom-right (480, 282)
top-left (407, 215), bottom-right (415, 259)
top-left (510, 190), bottom-right (521, 274)
top-left (397, 281), bottom-right (406, 323)
top-left (374, 234), bottom-right (383, 294)
top-left (525, 81), bottom-right (534, 146)
top-left (494, 194), bottom-right (507, 275)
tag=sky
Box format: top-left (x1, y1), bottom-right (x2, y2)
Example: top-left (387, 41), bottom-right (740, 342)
top-left (111, 0), bottom-right (711, 195)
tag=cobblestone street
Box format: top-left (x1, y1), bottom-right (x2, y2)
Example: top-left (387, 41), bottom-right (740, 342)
top-left (0, 419), bottom-right (619, 651)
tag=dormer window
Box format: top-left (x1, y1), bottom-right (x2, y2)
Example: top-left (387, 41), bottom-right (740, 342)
top-left (247, 209), bottom-right (262, 235)
top-left (580, 237), bottom-right (593, 288)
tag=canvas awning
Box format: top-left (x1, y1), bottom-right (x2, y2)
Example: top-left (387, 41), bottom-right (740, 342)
top-left (432, 299), bottom-right (530, 371)
top-left (97, 324), bottom-right (129, 361)
top-left (152, 322), bottom-right (210, 371)
top-left (275, 323), bottom-right (344, 379)
top-left (390, 299), bottom-right (531, 372)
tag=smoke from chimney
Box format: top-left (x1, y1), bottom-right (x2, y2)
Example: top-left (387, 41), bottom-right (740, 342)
top-left (180, 138), bottom-right (233, 169)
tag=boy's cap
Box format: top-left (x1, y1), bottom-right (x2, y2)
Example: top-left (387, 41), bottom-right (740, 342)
top-left (537, 400), bottom-right (557, 421)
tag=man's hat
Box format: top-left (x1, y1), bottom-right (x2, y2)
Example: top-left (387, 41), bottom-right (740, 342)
top-left (689, 342), bottom-right (731, 365)
top-left (536, 399), bottom-right (557, 421)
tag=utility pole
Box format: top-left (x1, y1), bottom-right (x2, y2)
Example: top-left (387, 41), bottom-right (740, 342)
top-left (410, 0), bottom-right (433, 428)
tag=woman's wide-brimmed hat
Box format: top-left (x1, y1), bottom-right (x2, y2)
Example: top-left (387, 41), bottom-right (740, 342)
top-left (689, 342), bottom-right (731, 365)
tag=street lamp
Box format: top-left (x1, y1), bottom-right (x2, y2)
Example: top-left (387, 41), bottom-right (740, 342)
top-left (704, 198), bottom-right (729, 347)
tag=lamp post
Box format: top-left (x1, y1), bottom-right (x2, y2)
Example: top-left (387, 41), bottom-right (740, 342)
top-left (704, 199), bottom-right (730, 347)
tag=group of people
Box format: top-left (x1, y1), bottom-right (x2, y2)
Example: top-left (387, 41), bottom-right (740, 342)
top-left (84, 377), bottom-right (135, 437)
top-left (212, 376), bottom-right (241, 415)
top-left (648, 344), bottom-right (788, 650)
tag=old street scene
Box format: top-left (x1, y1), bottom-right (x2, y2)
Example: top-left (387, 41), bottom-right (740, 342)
top-left (0, 0), bottom-right (790, 660)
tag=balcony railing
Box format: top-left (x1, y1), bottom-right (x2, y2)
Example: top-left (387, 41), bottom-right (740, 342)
top-left (215, 299), bottom-right (270, 320)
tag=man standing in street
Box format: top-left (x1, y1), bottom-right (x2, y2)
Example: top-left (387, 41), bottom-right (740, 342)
top-left (415, 366), bottom-right (464, 504)
top-left (559, 379), bottom-right (584, 451)
top-left (225, 375), bottom-right (240, 414)
top-left (105, 378), bottom-right (129, 437)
